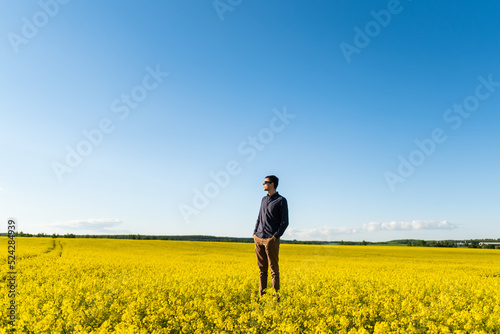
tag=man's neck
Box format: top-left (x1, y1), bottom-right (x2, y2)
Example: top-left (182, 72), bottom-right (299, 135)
top-left (267, 189), bottom-right (277, 196)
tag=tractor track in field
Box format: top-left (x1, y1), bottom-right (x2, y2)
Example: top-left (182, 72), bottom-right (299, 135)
top-left (1, 239), bottom-right (64, 281)
top-left (14, 239), bottom-right (63, 261)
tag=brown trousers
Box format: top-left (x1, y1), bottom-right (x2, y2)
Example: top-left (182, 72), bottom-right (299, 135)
top-left (254, 235), bottom-right (280, 297)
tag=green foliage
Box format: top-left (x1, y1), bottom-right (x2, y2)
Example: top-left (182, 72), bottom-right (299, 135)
top-left (2, 233), bottom-right (499, 249)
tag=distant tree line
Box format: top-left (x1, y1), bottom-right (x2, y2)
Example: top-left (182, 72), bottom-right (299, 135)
top-left (2, 233), bottom-right (499, 248)
top-left (1, 232), bottom-right (339, 244)
top-left (335, 239), bottom-right (500, 249)
top-left (406, 240), bottom-right (457, 247)
top-left (4, 232), bottom-right (256, 243)
top-left (403, 238), bottom-right (500, 249)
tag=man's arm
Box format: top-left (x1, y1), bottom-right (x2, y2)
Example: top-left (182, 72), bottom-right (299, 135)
top-left (253, 202), bottom-right (262, 235)
top-left (274, 197), bottom-right (289, 238)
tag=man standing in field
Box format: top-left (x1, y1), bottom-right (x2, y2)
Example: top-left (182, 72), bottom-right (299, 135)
top-left (253, 175), bottom-right (289, 297)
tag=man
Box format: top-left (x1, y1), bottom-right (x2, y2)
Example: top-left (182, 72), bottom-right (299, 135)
top-left (253, 175), bottom-right (289, 297)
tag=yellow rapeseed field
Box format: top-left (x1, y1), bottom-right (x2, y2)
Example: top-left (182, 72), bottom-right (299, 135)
top-left (1, 237), bottom-right (500, 333)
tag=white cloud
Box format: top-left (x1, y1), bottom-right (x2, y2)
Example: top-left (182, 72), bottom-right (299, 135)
top-left (46, 218), bottom-right (130, 234)
top-left (286, 226), bottom-right (359, 239)
top-left (362, 220), bottom-right (457, 231)
top-left (285, 220), bottom-right (457, 240)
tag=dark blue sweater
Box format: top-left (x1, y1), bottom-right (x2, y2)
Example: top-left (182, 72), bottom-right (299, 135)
top-left (253, 192), bottom-right (289, 239)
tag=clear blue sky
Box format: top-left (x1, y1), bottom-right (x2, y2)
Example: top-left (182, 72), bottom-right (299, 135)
top-left (1, 0), bottom-right (499, 241)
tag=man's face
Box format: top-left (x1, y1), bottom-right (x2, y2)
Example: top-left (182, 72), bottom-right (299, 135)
top-left (263, 178), bottom-right (273, 191)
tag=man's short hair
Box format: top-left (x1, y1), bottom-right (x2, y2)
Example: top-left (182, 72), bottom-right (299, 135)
top-left (265, 175), bottom-right (279, 189)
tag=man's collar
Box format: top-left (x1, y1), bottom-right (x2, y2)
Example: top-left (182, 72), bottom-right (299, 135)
top-left (268, 191), bottom-right (279, 199)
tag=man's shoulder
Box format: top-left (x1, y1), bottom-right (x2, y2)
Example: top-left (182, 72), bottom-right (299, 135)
top-left (279, 194), bottom-right (287, 204)
top-left (274, 192), bottom-right (287, 202)
top-left (262, 192), bottom-right (287, 202)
